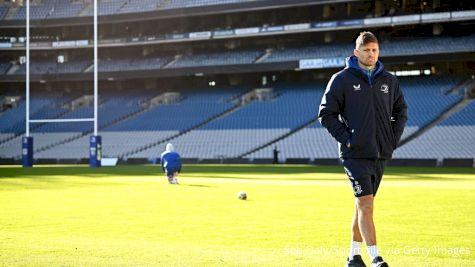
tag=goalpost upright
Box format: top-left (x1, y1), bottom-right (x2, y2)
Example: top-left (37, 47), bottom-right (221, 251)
top-left (90, 0), bottom-right (102, 168)
top-left (21, 0), bottom-right (33, 167)
top-left (21, 0), bottom-right (102, 167)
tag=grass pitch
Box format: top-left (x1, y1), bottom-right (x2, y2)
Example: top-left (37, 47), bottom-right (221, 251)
top-left (0, 164), bottom-right (474, 266)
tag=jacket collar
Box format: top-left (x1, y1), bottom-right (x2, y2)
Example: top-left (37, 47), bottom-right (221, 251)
top-left (345, 55), bottom-right (385, 85)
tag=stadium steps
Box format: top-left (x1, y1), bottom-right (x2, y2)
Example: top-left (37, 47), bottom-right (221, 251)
top-left (83, 63), bottom-right (94, 73)
top-left (119, 1), bottom-right (128, 13)
top-left (31, 106), bottom-right (91, 153)
top-left (0, 132), bottom-right (20, 145)
top-left (2, 105), bottom-right (72, 143)
top-left (122, 89), bottom-right (290, 159)
top-left (33, 93), bottom-right (183, 156)
top-left (34, 89), bottom-right (183, 155)
top-left (157, 0), bottom-right (170, 10)
top-left (254, 48), bottom-right (273, 63)
top-left (238, 117), bottom-right (319, 158)
top-left (33, 99), bottom-right (150, 154)
top-left (227, 87), bottom-right (259, 103)
top-left (445, 78), bottom-right (474, 95)
top-left (0, 95), bottom-right (78, 146)
top-left (28, 95), bottom-right (105, 153)
top-left (33, 94), bottom-right (85, 133)
top-left (399, 79), bottom-right (475, 147)
top-left (468, 80), bottom-right (475, 99)
top-left (162, 55), bottom-right (182, 69)
top-left (121, 102), bottom-right (245, 158)
top-left (3, 63), bottom-right (13, 74)
top-left (99, 103), bottom-right (151, 131)
top-left (4, 6), bottom-right (17, 20)
top-left (81, 63), bottom-right (93, 73)
top-left (7, 64), bottom-right (20, 75)
top-left (79, 3), bottom-right (92, 16)
top-left (0, 114), bottom-right (74, 147)
top-left (34, 132), bottom-right (84, 154)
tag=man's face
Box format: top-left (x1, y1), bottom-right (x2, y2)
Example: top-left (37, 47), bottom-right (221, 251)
top-left (354, 42), bottom-right (379, 69)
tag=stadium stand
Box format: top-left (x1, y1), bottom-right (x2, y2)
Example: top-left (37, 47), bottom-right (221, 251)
top-left (0, 62), bottom-right (10, 74)
top-left (14, 60), bottom-right (91, 74)
top-left (85, 0), bottom-right (128, 16)
top-left (0, 4), bottom-right (8, 21)
top-left (246, 123), bottom-right (338, 160)
top-left (0, 133), bottom-right (15, 143)
top-left (98, 57), bottom-right (172, 72)
top-left (0, 75), bottom-right (471, 162)
top-left (134, 128), bottom-right (289, 160)
top-left (158, 0), bottom-right (245, 10)
top-left (0, 86), bottom-right (243, 159)
top-left (246, 76), bottom-right (467, 161)
top-left (0, 0), bottom-right (473, 165)
top-left (393, 100), bottom-right (475, 160)
top-left (103, 87), bottom-right (241, 132)
top-left (0, 0), bottom-right (261, 21)
top-left (10, 2), bottom-right (52, 20)
top-left (48, 2), bottom-right (85, 19)
top-left (399, 76), bottom-right (464, 127)
top-left (118, 0), bottom-right (161, 14)
top-left (130, 83), bottom-right (324, 159)
top-left (168, 50), bottom-right (263, 68)
top-left (263, 35), bottom-right (475, 63)
top-left (1, 98), bottom-right (53, 134)
top-left (4, 35), bottom-right (474, 76)
top-left (33, 131), bottom-right (178, 160)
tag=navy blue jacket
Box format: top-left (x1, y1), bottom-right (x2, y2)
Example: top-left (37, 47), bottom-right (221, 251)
top-left (318, 56), bottom-right (408, 159)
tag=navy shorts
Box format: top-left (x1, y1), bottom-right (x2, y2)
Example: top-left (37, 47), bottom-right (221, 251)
top-left (165, 167), bottom-right (181, 177)
top-left (342, 158), bottom-right (387, 197)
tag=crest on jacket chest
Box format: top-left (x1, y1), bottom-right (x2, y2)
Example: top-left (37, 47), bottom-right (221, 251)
top-left (380, 84), bottom-right (389, 94)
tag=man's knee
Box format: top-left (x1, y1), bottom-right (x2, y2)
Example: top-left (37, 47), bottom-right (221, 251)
top-left (356, 195), bottom-right (374, 214)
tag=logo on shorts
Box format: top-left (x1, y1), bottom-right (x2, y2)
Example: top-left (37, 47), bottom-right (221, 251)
top-left (380, 84), bottom-right (389, 94)
top-left (353, 181), bottom-right (363, 195)
top-left (344, 167), bottom-right (353, 180)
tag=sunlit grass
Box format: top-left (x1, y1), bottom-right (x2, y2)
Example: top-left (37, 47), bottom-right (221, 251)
top-left (0, 165), bottom-right (474, 266)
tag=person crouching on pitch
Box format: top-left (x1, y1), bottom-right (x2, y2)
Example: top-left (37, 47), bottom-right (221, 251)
top-left (160, 143), bottom-right (182, 184)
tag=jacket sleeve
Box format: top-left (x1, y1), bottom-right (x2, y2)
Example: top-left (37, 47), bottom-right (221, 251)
top-left (160, 154), bottom-right (165, 171)
top-left (391, 80), bottom-right (408, 147)
top-left (177, 154), bottom-right (182, 169)
top-left (318, 74), bottom-right (351, 145)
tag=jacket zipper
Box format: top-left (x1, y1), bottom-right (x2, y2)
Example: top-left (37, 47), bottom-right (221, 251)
top-left (369, 76), bottom-right (381, 159)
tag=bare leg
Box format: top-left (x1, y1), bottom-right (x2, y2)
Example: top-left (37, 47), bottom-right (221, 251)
top-left (352, 200), bottom-right (364, 242)
top-left (167, 174), bottom-right (174, 184)
top-left (172, 171), bottom-right (179, 184)
top-left (357, 194), bottom-right (376, 246)
top-left (348, 201), bottom-right (364, 260)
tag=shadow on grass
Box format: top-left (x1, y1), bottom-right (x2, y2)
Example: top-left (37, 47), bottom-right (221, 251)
top-left (183, 184), bottom-right (212, 188)
top-left (0, 165), bottom-right (159, 179)
top-left (186, 175), bottom-right (474, 182)
top-left (0, 165), bottom-right (473, 180)
top-left (185, 174), bottom-right (345, 181)
top-left (385, 166), bottom-right (475, 175)
top-left (0, 165), bottom-right (338, 178)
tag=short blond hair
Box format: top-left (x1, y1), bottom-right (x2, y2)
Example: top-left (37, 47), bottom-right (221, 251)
top-left (355, 31), bottom-right (378, 49)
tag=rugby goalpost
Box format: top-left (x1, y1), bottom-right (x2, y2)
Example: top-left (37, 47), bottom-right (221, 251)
top-left (22, 0), bottom-right (101, 167)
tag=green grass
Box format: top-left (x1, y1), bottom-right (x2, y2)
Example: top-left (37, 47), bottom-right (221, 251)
top-left (0, 164), bottom-right (474, 266)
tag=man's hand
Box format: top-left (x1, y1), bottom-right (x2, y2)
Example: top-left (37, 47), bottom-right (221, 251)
top-left (346, 139), bottom-right (352, 149)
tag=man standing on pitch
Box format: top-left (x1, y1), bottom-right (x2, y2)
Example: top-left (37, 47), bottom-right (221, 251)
top-left (318, 31), bottom-right (407, 267)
